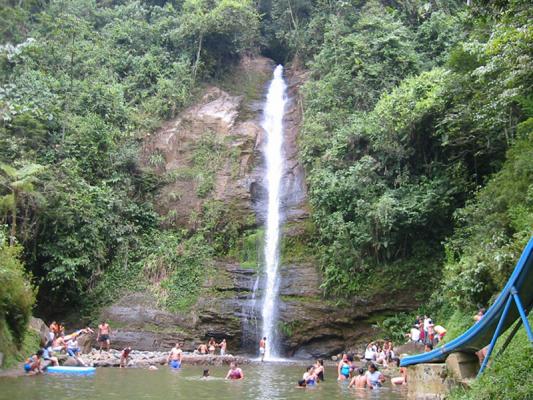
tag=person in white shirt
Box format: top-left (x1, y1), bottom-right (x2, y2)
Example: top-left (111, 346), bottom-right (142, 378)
top-left (410, 325), bottom-right (421, 342)
top-left (364, 343), bottom-right (377, 361)
top-left (365, 363), bottom-right (385, 389)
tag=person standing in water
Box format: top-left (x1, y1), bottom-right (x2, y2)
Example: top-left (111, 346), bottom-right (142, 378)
top-left (225, 362), bottom-right (244, 380)
top-left (337, 353), bottom-right (352, 381)
top-left (167, 343), bottom-right (183, 369)
top-left (259, 337), bottom-right (266, 361)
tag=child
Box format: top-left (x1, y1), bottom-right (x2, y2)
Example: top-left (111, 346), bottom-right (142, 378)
top-left (120, 346), bottom-right (132, 368)
top-left (24, 350), bottom-right (44, 374)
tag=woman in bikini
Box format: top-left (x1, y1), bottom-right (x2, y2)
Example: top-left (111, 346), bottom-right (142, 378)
top-left (225, 362), bottom-right (244, 380)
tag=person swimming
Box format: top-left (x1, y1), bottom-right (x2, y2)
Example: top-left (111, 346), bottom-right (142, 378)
top-left (314, 359), bottom-right (325, 381)
top-left (349, 368), bottom-right (367, 389)
top-left (202, 369), bottom-right (210, 379)
top-left (303, 365), bottom-right (317, 385)
top-left (366, 363), bottom-right (385, 389)
top-left (225, 362), bottom-right (244, 380)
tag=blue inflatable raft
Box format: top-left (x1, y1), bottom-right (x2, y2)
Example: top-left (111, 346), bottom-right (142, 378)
top-left (47, 366), bottom-right (96, 375)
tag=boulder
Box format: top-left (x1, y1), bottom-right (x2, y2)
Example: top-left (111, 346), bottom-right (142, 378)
top-left (396, 341), bottom-right (425, 356)
top-left (29, 317), bottom-right (49, 345)
top-left (78, 333), bottom-right (95, 354)
top-left (63, 357), bottom-right (82, 367)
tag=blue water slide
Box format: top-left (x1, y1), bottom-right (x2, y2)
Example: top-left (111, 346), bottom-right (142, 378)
top-left (400, 236), bottom-right (533, 370)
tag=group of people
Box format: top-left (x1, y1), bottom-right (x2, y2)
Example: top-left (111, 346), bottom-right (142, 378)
top-left (195, 337), bottom-right (227, 356)
top-left (331, 345), bottom-right (407, 390)
top-left (166, 342), bottom-right (243, 379)
top-left (407, 315), bottom-right (447, 346)
top-left (23, 320), bottom-right (112, 374)
top-left (297, 360), bottom-right (325, 387)
top-left (363, 341), bottom-right (396, 367)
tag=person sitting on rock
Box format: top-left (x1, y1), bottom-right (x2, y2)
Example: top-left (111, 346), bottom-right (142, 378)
top-left (42, 346), bottom-right (59, 367)
top-left (364, 343), bottom-right (377, 362)
top-left (120, 346), bottom-right (132, 368)
top-left (197, 343), bottom-right (208, 355)
top-left (167, 343), bottom-right (183, 368)
top-left (66, 337), bottom-right (80, 357)
top-left (349, 368), bottom-right (367, 389)
top-left (51, 335), bottom-right (67, 353)
top-left (365, 363), bottom-right (385, 389)
top-left (225, 362), bottom-right (244, 380)
top-left (391, 358), bottom-right (407, 386)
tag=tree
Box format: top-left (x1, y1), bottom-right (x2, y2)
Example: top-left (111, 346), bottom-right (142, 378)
top-left (0, 162), bottom-right (43, 246)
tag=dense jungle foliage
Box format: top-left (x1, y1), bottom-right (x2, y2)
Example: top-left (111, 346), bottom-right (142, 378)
top-left (0, 0), bottom-right (532, 393)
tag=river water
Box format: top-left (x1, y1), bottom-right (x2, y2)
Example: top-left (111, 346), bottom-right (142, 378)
top-left (0, 364), bottom-right (407, 400)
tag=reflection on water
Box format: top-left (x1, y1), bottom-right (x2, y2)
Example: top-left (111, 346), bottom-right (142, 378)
top-left (0, 363), bottom-right (408, 400)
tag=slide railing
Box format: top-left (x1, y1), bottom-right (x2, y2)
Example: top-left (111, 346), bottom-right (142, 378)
top-left (400, 236), bottom-right (533, 377)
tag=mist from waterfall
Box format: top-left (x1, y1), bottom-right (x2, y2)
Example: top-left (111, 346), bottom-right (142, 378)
top-left (260, 65), bottom-right (287, 360)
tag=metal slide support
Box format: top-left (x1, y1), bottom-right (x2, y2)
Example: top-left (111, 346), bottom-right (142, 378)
top-left (477, 294), bottom-right (514, 376)
top-left (511, 287), bottom-right (533, 343)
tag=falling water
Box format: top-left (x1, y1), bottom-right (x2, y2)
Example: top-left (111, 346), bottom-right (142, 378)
top-left (260, 65), bottom-right (287, 360)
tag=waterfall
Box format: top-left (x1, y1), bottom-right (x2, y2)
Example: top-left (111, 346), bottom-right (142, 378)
top-left (260, 65), bottom-right (287, 360)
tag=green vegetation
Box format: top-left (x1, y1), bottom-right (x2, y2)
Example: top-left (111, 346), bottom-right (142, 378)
top-left (0, 0), bottom-right (260, 319)
top-left (448, 316), bottom-right (533, 400)
top-left (0, 227), bottom-right (36, 367)
top-left (0, 0), bottom-right (531, 393)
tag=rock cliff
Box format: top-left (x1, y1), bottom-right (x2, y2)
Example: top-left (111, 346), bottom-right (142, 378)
top-left (99, 56), bottom-right (417, 358)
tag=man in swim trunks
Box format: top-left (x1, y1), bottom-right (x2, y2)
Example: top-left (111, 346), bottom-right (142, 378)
top-left (259, 337), bottom-right (266, 362)
top-left (219, 339), bottom-right (227, 356)
top-left (98, 320), bottom-right (111, 352)
top-left (225, 362), bottom-right (244, 380)
top-left (167, 343), bottom-right (183, 368)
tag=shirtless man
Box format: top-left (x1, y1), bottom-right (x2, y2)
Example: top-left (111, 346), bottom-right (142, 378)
top-left (167, 343), bottom-right (183, 369)
top-left (197, 343), bottom-right (208, 355)
top-left (219, 339), bottom-right (227, 356)
top-left (98, 320), bottom-right (111, 352)
top-left (259, 337), bottom-right (266, 362)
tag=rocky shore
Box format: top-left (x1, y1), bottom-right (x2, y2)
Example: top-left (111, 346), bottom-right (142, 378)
top-left (65, 349), bottom-right (250, 368)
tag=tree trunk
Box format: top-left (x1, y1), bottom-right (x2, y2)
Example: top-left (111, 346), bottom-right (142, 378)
top-left (193, 32), bottom-right (203, 80)
top-left (9, 190), bottom-right (17, 246)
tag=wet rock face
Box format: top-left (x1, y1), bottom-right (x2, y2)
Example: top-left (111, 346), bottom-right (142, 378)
top-left (100, 57), bottom-right (417, 358)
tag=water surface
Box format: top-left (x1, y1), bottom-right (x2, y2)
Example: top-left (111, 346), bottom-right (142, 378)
top-left (0, 363), bottom-right (407, 400)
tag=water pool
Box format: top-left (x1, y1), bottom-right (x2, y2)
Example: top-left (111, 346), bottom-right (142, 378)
top-left (0, 363), bottom-right (408, 400)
